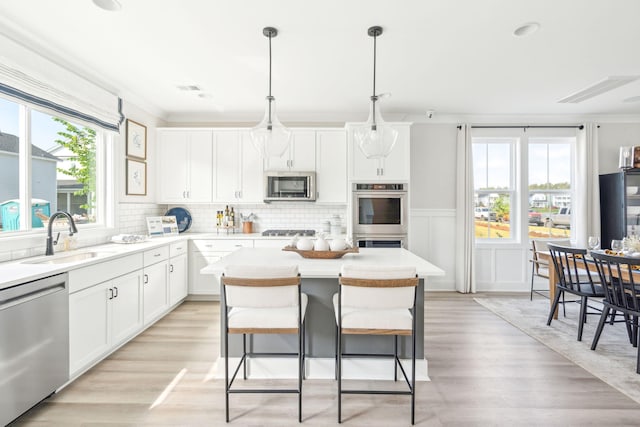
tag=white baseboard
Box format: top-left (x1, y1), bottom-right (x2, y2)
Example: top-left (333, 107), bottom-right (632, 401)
top-left (213, 357), bottom-right (430, 381)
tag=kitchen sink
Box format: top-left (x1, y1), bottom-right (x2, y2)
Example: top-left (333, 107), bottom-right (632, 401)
top-left (23, 251), bottom-right (114, 265)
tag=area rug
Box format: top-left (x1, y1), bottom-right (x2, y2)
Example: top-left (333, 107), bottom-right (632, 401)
top-left (474, 297), bottom-right (640, 404)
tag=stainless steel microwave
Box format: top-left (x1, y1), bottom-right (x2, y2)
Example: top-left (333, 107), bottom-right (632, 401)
top-left (264, 171), bottom-right (316, 202)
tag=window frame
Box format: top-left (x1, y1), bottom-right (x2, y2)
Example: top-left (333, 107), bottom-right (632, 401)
top-left (0, 94), bottom-right (115, 240)
top-left (472, 135), bottom-right (518, 243)
top-left (472, 127), bottom-right (577, 246)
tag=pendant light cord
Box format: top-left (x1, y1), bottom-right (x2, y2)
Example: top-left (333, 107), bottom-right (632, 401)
top-left (371, 30), bottom-right (378, 129)
top-left (267, 31), bottom-right (273, 127)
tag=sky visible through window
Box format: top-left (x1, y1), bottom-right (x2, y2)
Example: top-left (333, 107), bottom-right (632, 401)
top-left (473, 137), bottom-right (572, 189)
top-left (0, 97), bottom-right (65, 149)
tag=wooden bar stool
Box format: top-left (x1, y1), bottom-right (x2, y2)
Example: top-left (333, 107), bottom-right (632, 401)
top-left (334, 264), bottom-right (418, 424)
top-left (222, 265), bottom-right (307, 422)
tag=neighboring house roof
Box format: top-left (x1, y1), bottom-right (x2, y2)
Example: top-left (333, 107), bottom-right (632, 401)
top-left (0, 132), bottom-right (60, 161)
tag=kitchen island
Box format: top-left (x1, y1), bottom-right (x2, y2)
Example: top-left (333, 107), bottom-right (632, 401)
top-left (201, 247), bottom-right (444, 379)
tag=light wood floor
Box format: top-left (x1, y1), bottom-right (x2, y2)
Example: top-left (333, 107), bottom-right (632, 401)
top-left (12, 293), bottom-right (640, 426)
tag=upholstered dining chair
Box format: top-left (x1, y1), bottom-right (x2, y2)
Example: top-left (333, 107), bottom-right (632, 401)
top-left (589, 252), bottom-right (640, 374)
top-left (221, 264), bottom-right (307, 422)
top-left (334, 264), bottom-right (419, 424)
top-left (546, 243), bottom-right (605, 341)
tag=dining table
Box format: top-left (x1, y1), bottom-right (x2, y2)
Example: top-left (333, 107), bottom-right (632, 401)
top-left (536, 249), bottom-right (640, 319)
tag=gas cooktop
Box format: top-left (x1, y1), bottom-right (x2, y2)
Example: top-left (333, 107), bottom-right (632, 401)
top-left (261, 229), bottom-right (316, 237)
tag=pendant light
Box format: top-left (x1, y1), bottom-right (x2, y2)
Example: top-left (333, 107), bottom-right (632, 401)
top-left (354, 26), bottom-right (398, 159)
top-left (250, 27), bottom-right (292, 158)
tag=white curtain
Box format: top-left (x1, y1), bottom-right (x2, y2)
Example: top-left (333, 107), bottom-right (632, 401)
top-left (0, 32), bottom-right (123, 132)
top-left (574, 123), bottom-right (600, 248)
top-left (455, 124), bottom-right (476, 293)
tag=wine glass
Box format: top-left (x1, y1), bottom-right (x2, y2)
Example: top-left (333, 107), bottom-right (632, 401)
top-left (611, 239), bottom-right (624, 254)
top-left (588, 236), bottom-right (600, 253)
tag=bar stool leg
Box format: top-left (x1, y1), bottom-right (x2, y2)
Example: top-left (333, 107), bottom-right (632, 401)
top-left (243, 333), bottom-right (247, 380)
top-left (337, 327), bottom-right (342, 423)
top-left (225, 319), bottom-right (230, 422)
top-left (394, 335), bottom-right (398, 381)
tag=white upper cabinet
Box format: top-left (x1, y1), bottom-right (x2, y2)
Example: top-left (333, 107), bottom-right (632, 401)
top-left (316, 130), bottom-right (347, 203)
top-left (265, 129), bottom-right (316, 171)
top-left (347, 122), bottom-right (411, 182)
top-left (157, 129), bottom-right (213, 203)
top-left (213, 130), bottom-right (264, 203)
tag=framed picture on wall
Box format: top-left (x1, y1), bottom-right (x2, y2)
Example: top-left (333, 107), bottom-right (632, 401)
top-left (126, 158), bottom-right (147, 195)
top-left (126, 119), bottom-right (147, 159)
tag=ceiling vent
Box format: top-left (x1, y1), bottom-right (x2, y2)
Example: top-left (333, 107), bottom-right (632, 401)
top-left (558, 76), bottom-right (640, 103)
top-left (176, 85), bottom-right (202, 92)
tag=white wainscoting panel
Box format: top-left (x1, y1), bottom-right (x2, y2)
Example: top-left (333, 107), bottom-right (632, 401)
top-left (475, 245), bottom-right (529, 292)
top-left (409, 209), bottom-right (456, 291)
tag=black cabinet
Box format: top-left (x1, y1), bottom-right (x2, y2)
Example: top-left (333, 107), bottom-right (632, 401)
top-left (599, 170), bottom-right (640, 249)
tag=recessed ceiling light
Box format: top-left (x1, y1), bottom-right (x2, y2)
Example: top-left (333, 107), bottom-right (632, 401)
top-left (92, 0), bottom-right (122, 11)
top-left (513, 22), bottom-right (540, 37)
top-left (623, 95), bottom-right (640, 103)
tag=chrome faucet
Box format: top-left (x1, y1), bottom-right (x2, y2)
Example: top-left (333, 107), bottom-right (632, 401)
top-left (45, 211), bottom-right (78, 256)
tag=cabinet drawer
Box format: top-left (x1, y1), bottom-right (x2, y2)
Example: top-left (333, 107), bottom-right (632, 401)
top-left (191, 239), bottom-right (253, 252)
top-left (170, 241), bottom-right (187, 257)
top-left (144, 246), bottom-right (169, 266)
top-left (69, 253), bottom-right (143, 293)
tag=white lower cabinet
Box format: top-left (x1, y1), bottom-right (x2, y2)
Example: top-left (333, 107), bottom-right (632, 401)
top-left (189, 239), bottom-right (253, 297)
top-left (68, 242), bottom-right (189, 379)
top-left (143, 246), bottom-right (169, 325)
top-left (69, 269), bottom-right (143, 377)
top-left (169, 242), bottom-right (188, 306)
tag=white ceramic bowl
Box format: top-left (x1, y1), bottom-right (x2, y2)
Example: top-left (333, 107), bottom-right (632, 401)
top-left (296, 238), bottom-right (314, 251)
top-left (314, 238), bottom-right (330, 251)
top-left (627, 186), bottom-right (639, 196)
top-left (329, 238), bottom-right (347, 251)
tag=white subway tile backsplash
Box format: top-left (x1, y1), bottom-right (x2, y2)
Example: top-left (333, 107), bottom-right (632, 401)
top-left (167, 203), bottom-right (347, 234)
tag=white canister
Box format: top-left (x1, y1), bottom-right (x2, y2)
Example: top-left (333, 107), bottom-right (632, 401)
top-left (330, 215), bottom-right (342, 237)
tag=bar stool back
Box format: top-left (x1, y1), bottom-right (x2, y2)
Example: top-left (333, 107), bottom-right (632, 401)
top-left (334, 264), bottom-right (418, 424)
top-left (222, 264), bottom-right (306, 423)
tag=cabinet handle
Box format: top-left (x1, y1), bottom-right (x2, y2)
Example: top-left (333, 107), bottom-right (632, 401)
top-left (154, 253), bottom-right (161, 257)
top-left (169, 264), bottom-right (174, 273)
top-left (238, 190), bottom-right (242, 199)
top-left (113, 286), bottom-right (118, 298)
top-left (108, 288), bottom-right (114, 300)
top-left (144, 274), bottom-right (149, 284)
top-left (380, 167), bottom-right (384, 176)
top-left (182, 191), bottom-right (186, 198)
top-left (187, 190), bottom-right (190, 198)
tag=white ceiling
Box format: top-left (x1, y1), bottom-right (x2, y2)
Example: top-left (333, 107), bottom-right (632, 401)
top-left (1, 0), bottom-right (640, 123)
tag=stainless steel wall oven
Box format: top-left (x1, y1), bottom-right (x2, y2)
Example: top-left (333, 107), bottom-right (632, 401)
top-left (352, 183), bottom-right (408, 235)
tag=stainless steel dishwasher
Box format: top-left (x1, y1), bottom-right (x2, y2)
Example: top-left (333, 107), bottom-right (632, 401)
top-left (0, 273), bottom-right (69, 426)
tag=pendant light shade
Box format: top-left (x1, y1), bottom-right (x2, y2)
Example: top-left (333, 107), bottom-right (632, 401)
top-left (251, 27), bottom-right (292, 158)
top-left (355, 26), bottom-right (398, 159)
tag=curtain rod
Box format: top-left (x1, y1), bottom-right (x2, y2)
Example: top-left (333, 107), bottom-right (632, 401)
top-left (457, 125), bottom-right (584, 130)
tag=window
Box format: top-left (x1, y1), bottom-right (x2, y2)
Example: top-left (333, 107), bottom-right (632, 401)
top-left (0, 94), bottom-right (107, 234)
top-left (472, 129), bottom-right (576, 243)
top-left (528, 139), bottom-right (573, 239)
top-left (473, 138), bottom-right (516, 239)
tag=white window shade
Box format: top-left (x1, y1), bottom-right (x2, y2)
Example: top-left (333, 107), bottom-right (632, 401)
top-left (0, 33), bottom-right (123, 132)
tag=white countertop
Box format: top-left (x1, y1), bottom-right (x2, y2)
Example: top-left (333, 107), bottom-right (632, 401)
top-left (200, 247), bottom-right (445, 279)
top-left (0, 232), bottom-right (333, 290)
top-left (0, 235), bottom-right (187, 290)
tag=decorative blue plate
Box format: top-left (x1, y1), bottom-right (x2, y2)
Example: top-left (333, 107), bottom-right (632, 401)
top-left (165, 207), bottom-right (192, 233)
